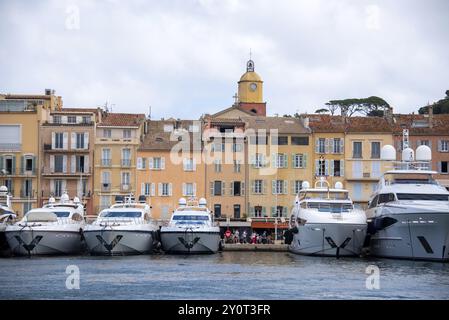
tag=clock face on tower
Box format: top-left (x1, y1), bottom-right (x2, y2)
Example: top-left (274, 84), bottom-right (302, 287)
top-left (249, 83), bottom-right (257, 92)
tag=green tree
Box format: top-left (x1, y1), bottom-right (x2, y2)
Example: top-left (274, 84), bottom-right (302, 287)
top-left (419, 90), bottom-right (449, 114)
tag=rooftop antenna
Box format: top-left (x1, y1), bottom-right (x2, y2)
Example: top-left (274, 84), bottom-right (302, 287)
top-left (148, 106), bottom-right (152, 119)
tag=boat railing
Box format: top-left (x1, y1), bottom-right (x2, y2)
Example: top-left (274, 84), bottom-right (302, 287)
top-left (88, 217), bottom-right (148, 226)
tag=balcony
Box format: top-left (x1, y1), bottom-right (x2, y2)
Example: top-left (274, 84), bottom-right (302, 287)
top-left (101, 159), bottom-right (112, 167)
top-left (101, 183), bottom-right (111, 192)
top-left (121, 184), bottom-right (131, 192)
top-left (43, 144), bottom-right (89, 153)
top-left (42, 168), bottom-right (92, 176)
top-left (121, 159), bottom-right (131, 167)
top-left (20, 190), bottom-right (35, 198)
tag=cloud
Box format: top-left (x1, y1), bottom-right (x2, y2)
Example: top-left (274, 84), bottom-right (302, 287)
top-left (0, 0), bottom-right (448, 118)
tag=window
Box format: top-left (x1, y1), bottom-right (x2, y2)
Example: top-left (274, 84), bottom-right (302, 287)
top-left (418, 140), bottom-right (430, 147)
top-left (54, 180), bottom-right (63, 197)
top-left (333, 160), bottom-right (342, 177)
top-left (4, 156), bottom-right (14, 175)
top-left (214, 159), bottom-right (222, 173)
top-left (183, 158), bottom-right (194, 171)
top-left (254, 153), bottom-right (265, 168)
top-left (271, 136), bottom-right (288, 145)
top-left (291, 136), bottom-right (309, 146)
top-left (275, 153), bottom-right (287, 168)
top-left (121, 172), bottom-right (130, 189)
top-left (369, 195), bottom-right (379, 209)
top-left (254, 206), bottom-right (263, 217)
top-left (123, 129), bottom-right (131, 139)
top-left (211, 142), bottom-right (225, 152)
top-left (80, 178), bottom-right (88, 197)
top-left (122, 148), bottom-right (131, 166)
top-left (160, 183), bottom-right (171, 196)
top-left (213, 181), bottom-right (222, 196)
top-left (272, 180), bottom-right (287, 195)
top-left (22, 179), bottom-right (32, 197)
top-left (253, 180), bottom-right (263, 194)
top-left (76, 133), bottom-right (85, 149)
top-left (249, 135), bottom-right (267, 145)
top-left (372, 161), bottom-right (381, 178)
top-left (100, 195), bottom-right (111, 209)
top-left (317, 159), bottom-right (326, 176)
top-left (293, 154), bottom-right (306, 168)
top-left (371, 142), bottom-right (381, 159)
top-left (101, 171), bottom-right (111, 191)
top-left (396, 193), bottom-right (449, 201)
top-left (353, 142), bottom-right (362, 158)
top-left (54, 155), bottom-right (64, 173)
top-left (53, 115), bottom-right (61, 124)
top-left (184, 183), bottom-right (195, 196)
top-left (0, 124), bottom-right (21, 151)
top-left (102, 149), bottom-right (111, 166)
top-left (352, 161), bottom-right (362, 178)
top-left (378, 193), bottom-right (395, 204)
top-left (82, 116), bottom-right (90, 124)
top-left (333, 138), bottom-right (343, 154)
top-left (54, 132), bottom-right (64, 149)
top-left (318, 138), bottom-right (326, 153)
top-left (440, 161), bottom-right (448, 174)
top-left (232, 181), bottom-right (242, 196)
top-left (233, 160), bottom-right (241, 173)
top-left (25, 157), bottom-right (33, 172)
top-left (103, 129), bottom-right (111, 138)
top-left (439, 140), bottom-right (449, 152)
top-left (151, 157), bottom-right (164, 170)
top-left (23, 202), bottom-right (32, 214)
top-left (232, 143), bottom-right (243, 152)
top-left (4, 179), bottom-right (13, 195)
top-left (68, 116), bottom-right (76, 124)
top-left (294, 180), bottom-right (303, 194)
top-left (144, 183), bottom-right (151, 196)
top-left (352, 183), bottom-right (362, 201)
top-left (76, 155), bottom-right (86, 173)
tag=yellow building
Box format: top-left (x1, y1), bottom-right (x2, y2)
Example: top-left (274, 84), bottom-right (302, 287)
top-left (93, 112), bottom-right (145, 214)
top-left (0, 90), bottom-right (61, 216)
top-left (302, 115), bottom-right (346, 188)
top-left (245, 116), bottom-right (312, 233)
top-left (137, 119), bottom-right (205, 220)
top-left (344, 117), bottom-right (394, 206)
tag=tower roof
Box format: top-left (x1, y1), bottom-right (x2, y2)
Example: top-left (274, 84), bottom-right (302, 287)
top-left (239, 59), bottom-right (262, 82)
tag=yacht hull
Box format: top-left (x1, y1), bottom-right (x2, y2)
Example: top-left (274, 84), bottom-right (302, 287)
top-left (289, 223), bottom-right (367, 257)
top-left (0, 228), bottom-right (11, 256)
top-left (83, 229), bottom-right (154, 255)
top-left (160, 231), bottom-right (221, 254)
top-left (5, 229), bottom-right (83, 256)
top-left (368, 212), bottom-right (449, 261)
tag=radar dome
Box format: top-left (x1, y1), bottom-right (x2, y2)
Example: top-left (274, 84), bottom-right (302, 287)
top-left (416, 145), bottom-right (432, 161)
top-left (178, 197), bottom-right (187, 206)
top-left (381, 145), bottom-right (396, 161)
top-left (0, 185), bottom-right (7, 192)
top-left (402, 147), bottom-right (414, 162)
top-left (73, 196), bottom-right (80, 203)
top-left (199, 198), bottom-right (207, 207)
top-left (60, 192), bottom-right (70, 202)
top-left (302, 181), bottom-right (310, 189)
top-left (48, 197), bottom-right (56, 203)
top-left (335, 182), bottom-right (343, 189)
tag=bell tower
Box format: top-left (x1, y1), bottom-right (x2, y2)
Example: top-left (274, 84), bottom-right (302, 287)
top-left (237, 58), bottom-right (266, 116)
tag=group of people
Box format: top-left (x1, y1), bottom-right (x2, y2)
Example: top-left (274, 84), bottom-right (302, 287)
top-left (223, 229), bottom-right (274, 244)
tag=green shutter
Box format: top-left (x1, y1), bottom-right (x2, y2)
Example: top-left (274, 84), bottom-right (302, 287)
top-left (11, 156), bottom-right (16, 174)
top-left (20, 156), bottom-right (24, 174)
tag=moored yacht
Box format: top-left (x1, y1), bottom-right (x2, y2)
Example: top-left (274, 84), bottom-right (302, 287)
top-left (5, 192), bottom-right (85, 256)
top-left (286, 179), bottom-right (367, 257)
top-left (366, 135), bottom-right (449, 261)
top-left (160, 198), bottom-right (221, 254)
top-left (83, 195), bottom-right (158, 255)
top-left (0, 186), bottom-right (16, 256)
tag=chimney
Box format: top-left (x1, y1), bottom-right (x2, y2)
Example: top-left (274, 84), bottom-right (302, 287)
top-left (428, 104), bottom-right (433, 128)
top-left (302, 116), bottom-right (310, 129)
top-left (384, 106), bottom-right (394, 124)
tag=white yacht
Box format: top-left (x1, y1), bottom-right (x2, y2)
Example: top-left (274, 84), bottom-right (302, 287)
top-left (0, 186), bottom-right (16, 256)
top-left (366, 137), bottom-right (449, 261)
top-left (160, 198), bottom-right (221, 254)
top-left (83, 195), bottom-right (158, 255)
top-left (6, 192), bottom-right (85, 256)
top-left (286, 179), bottom-right (367, 257)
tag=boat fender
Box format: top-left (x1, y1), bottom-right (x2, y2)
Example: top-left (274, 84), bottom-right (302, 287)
top-left (284, 229), bottom-right (294, 245)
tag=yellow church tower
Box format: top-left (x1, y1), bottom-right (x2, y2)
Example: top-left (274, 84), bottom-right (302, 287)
top-left (238, 59), bottom-right (263, 103)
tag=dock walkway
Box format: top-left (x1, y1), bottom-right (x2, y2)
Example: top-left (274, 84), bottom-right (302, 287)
top-left (223, 243), bottom-right (288, 252)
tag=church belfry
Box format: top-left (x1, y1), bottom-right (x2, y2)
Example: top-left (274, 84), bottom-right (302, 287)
top-left (238, 59), bottom-right (263, 104)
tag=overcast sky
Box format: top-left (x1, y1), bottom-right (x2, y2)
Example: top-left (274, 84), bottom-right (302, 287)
top-left (0, 0), bottom-right (448, 119)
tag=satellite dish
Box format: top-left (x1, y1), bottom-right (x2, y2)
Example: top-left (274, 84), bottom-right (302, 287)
top-left (301, 181), bottom-right (310, 189)
top-left (381, 145), bottom-right (396, 161)
top-left (178, 197), bottom-right (187, 206)
top-left (199, 198), bottom-right (207, 207)
top-left (416, 145), bottom-right (432, 161)
top-left (402, 147), bottom-right (414, 162)
top-left (335, 182), bottom-right (343, 189)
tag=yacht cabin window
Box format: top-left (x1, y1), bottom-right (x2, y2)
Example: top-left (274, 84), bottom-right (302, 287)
top-left (101, 211), bottom-right (142, 218)
top-left (378, 193), bottom-right (395, 204)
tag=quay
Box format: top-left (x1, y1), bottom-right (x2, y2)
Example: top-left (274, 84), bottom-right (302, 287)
top-left (223, 243), bottom-right (288, 252)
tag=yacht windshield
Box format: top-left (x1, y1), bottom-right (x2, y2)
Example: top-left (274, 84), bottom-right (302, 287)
top-left (101, 211), bottom-right (142, 218)
top-left (396, 193), bottom-right (449, 201)
top-left (300, 191), bottom-right (349, 201)
top-left (305, 202), bottom-right (353, 213)
top-left (53, 211), bottom-right (70, 218)
top-left (173, 215), bottom-right (209, 225)
top-left (384, 173), bottom-right (437, 185)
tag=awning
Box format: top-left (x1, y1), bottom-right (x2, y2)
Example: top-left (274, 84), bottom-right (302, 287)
top-left (251, 221), bottom-right (289, 229)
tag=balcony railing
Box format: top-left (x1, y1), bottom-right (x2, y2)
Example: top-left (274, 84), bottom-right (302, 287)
top-left (101, 159), bottom-right (112, 166)
top-left (20, 190), bottom-right (35, 198)
top-left (121, 184), bottom-right (131, 192)
top-left (121, 159), bottom-right (131, 167)
top-left (101, 183), bottom-right (111, 192)
top-left (0, 143), bottom-right (21, 152)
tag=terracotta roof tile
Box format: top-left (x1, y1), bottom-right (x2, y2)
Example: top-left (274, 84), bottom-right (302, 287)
top-left (243, 116), bottom-right (310, 134)
top-left (99, 112), bottom-right (145, 127)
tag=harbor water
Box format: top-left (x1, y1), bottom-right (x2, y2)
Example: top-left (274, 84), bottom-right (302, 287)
top-left (1, 252), bottom-right (449, 300)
